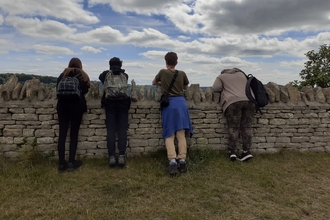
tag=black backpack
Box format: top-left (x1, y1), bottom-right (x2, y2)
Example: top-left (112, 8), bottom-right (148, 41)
top-left (56, 69), bottom-right (81, 99)
top-left (242, 72), bottom-right (269, 114)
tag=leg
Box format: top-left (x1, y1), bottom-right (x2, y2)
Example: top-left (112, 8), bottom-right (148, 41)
top-left (68, 110), bottom-right (83, 163)
top-left (57, 109), bottom-right (70, 165)
top-left (225, 102), bottom-right (243, 155)
top-left (105, 105), bottom-right (117, 157)
top-left (165, 133), bottom-right (177, 160)
top-left (176, 129), bottom-right (187, 160)
top-left (117, 102), bottom-right (129, 156)
top-left (240, 101), bottom-right (255, 151)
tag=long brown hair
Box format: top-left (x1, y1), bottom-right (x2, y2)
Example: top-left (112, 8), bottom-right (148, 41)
top-left (62, 57), bottom-right (91, 87)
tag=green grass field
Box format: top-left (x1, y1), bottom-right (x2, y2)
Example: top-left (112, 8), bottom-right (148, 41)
top-left (1, 148), bottom-right (330, 220)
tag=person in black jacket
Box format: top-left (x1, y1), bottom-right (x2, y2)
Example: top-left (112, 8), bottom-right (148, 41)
top-left (56, 57), bottom-right (91, 173)
top-left (99, 57), bottom-right (131, 167)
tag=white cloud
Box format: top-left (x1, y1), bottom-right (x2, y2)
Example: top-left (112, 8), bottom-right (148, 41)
top-left (0, 0), bottom-right (99, 24)
top-left (88, 0), bottom-right (183, 15)
top-left (33, 44), bottom-right (74, 55)
top-left (0, 15), bottom-right (3, 25)
top-left (5, 16), bottom-right (76, 39)
top-left (81, 46), bottom-right (102, 53)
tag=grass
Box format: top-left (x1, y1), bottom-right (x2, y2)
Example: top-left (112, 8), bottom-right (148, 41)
top-left (1, 148), bottom-right (330, 220)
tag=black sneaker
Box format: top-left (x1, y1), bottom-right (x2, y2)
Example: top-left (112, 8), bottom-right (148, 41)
top-left (67, 160), bottom-right (83, 172)
top-left (240, 151), bottom-right (253, 162)
top-left (229, 154), bottom-right (237, 161)
top-left (166, 162), bottom-right (178, 175)
top-left (58, 162), bottom-right (67, 173)
top-left (177, 159), bottom-right (187, 173)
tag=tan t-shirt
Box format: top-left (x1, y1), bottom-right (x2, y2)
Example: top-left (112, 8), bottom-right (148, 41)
top-left (155, 69), bottom-right (189, 96)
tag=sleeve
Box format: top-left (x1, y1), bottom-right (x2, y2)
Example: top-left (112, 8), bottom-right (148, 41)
top-left (155, 70), bottom-right (162, 82)
top-left (182, 71), bottom-right (189, 85)
top-left (56, 73), bottom-right (64, 87)
top-left (212, 75), bottom-right (223, 92)
top-left (99, 70), bottom-right (109, 84)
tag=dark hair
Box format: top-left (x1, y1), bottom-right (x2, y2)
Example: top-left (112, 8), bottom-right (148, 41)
top-left (164, 52), bottom-right (178, 66)
top-left (68, 57), bottom-right (83, 69)
top-left (109, 57), bottom-right (122, 67)
top-left (62, 57), bottom-right (91, 87)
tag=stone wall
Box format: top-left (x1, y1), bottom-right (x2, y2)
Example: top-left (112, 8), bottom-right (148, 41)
top-left (1, 76), bottom-right (330, 159)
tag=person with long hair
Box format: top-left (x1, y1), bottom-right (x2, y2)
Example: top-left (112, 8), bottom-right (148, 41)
top-left (56, 57), bottom-right (91, 172)
top-left (152, 52), bottom-right (193, 175)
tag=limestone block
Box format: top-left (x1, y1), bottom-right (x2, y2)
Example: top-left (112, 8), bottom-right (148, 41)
top-left (35, 129), bottom-right (54, 137)
top-left (204, 87), bottom-right (213, 103)
top-left (266, 82), bottom-right (281, 102)
top-left (301, 86), bottom-right (314, 101)
top-left (12, 83), bottom-right (23, 100)
top-left (12, 113), bottom-right (38, 121)
top-left (0, 137), bottom-right (14, 144)
top-left (285, 83), bottom-right (300, 104)
top-left (3, 128), bottom-right (22, 137)
top-left (264, 87), bottom-right (275, 103)
top-left (23, 129), bottom-right (35, 137)
top-left (1, 75), bottom-right (18, 101)
top-left (213, 92), bottom-right (220, 103)
top-left (280, 87), bottom-right (289, 103)
top-left (314, 87), bottom-right (326, 103)
top-left (322, 87), bottom-right (330, 104)
top-left (131, 79), bottom-right (138, 102)
top-left (37, 137), bottom-right (55, 144)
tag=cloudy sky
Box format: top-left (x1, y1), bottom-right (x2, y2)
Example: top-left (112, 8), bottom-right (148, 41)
top-left (0, 0), bottom-right (330, 86)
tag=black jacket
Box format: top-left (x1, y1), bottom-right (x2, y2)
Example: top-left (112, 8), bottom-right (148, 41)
top-left (56, 69), bottom-right (89, 112)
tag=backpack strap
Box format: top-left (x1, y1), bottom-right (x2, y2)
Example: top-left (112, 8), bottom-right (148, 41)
top-left (165, 70), bottom-right (178, 95)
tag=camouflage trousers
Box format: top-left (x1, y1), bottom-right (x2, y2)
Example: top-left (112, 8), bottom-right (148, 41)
top-left (224, 101), bottom-right (255, 154)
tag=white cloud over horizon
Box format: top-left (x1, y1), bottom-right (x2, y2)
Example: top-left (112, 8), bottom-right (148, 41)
top-left (0, 0), bottom-right (330, 86)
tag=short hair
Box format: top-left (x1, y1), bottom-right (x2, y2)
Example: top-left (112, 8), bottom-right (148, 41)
top-left (109, 57), bottom-right (122, 67)
top-left (164, 52), bottom-right (178, 66)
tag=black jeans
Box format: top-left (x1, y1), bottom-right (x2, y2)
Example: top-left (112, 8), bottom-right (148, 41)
top-left (105, 100), bottom-right (130, 156)
top-left (57, 106), bottom-right (83, 164)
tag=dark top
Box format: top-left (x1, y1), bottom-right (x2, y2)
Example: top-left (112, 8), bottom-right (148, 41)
top-left (99, 65), bottom-right (131, 108)
top-left (56, 68), bottom-right (89, 112)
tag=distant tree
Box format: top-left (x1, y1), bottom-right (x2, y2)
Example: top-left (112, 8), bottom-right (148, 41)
top-left (299, 44), bottom-right (330, 88)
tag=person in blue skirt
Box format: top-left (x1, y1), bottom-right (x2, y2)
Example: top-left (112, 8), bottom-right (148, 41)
top-left (152, 52), bottom-right (193, 175)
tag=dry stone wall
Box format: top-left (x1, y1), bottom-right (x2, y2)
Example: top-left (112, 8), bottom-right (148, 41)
top-left (1, 76), bottom-right (330, 159)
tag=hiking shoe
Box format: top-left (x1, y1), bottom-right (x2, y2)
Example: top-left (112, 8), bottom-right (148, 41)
top-left (166, 162), bottom-right (178, 175)
top-left (67, 160), bottom-right (83, 172)
top-left (177, 159), bottom-right (187, 173)
top-left (230, 154), bottom-right (237, 161)
top-left (109, 156), bottom-right (116, 167)
top-left (240, 151), bottom-right (253, 162)
top-left (58, 162), bottom-right (67, 173)
top-left (118, 155), bottom-right (126, 167)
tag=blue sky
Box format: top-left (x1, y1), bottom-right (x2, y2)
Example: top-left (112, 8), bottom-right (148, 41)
top-left (0, 0), bottom-right (330, 86)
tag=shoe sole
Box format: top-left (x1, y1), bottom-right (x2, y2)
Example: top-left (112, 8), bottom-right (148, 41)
top-left (230, 155), bottom-right (237, 161)
top-left (240, 155), bottom-right (253, 162)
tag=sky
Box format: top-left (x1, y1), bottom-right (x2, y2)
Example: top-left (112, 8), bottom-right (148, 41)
top-left (0, 0), bottom-right (330, 87)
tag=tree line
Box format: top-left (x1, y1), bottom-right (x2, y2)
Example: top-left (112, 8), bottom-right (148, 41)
top-left (0, 73), bottom-right (58, 87)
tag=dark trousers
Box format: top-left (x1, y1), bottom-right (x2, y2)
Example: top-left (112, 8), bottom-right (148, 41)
top-left (57, 107), bottom-right (83, 164)
top-left (225, 101), bottom-right (255, 154)
top-left (105, 101), bottom-right (130, 156)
